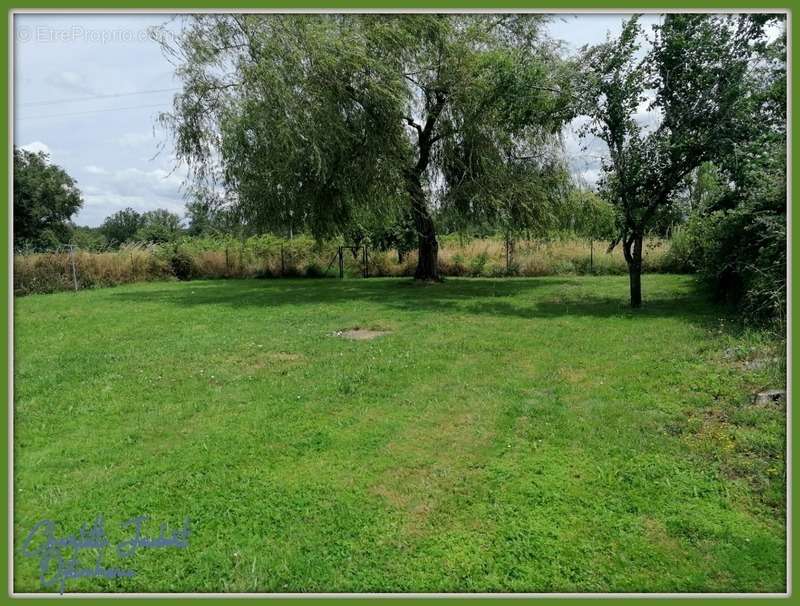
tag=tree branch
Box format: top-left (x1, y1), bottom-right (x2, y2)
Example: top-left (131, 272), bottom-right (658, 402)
top-left (404, 116), bottom-right (423, 136)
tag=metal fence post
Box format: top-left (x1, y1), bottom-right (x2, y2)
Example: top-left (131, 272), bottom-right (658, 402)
top-left (505, 233), bottom-right (510, 274)
top-left (68, 245), bottom-right (78, 292)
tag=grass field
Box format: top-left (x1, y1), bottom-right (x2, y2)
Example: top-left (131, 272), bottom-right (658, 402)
top-left (13, 275), bottom-right (785, 593)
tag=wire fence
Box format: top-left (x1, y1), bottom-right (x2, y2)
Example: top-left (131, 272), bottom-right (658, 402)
top-left (12, 239), bottom-right (380, 296)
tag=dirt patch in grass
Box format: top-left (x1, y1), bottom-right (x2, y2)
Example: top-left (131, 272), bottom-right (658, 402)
top-left (266, 351), bottom-right (304, 363)
top-left (752, 389), bottom-right (786, 407)
top-left (558, 366), bottom-right (588, 385)
top-left (213, 350), bottom-right (307, 375)
top-left (335, 328), bottom-right (391, 340)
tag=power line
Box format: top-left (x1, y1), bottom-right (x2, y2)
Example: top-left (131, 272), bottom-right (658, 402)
top-left (17, 103), bottom-right (169, 121)
top-left (19, 87), bottom-right (180, 107)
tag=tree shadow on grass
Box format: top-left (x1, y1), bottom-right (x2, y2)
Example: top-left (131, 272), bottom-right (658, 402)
top-left (109, 277), bottom-right (560, 322)
top-left (108, 275), bottom-right (728, 328)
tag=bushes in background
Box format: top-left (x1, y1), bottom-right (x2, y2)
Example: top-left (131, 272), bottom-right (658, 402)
top-left (670, 209), bottom-right (786, 327)
top-left (663, 145), bottom-right (786, 328)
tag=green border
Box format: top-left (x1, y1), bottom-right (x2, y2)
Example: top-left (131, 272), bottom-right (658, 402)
top-left (0, 1), bottom-right (796, 8)
top-left (2, 2), bottom-right (795, 604)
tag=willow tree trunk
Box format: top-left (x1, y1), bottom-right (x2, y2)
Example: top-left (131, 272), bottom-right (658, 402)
top-left (407, 173), bottom-right (440, 281)
top-left (623, 233), bottom-right (644, 308)
top-left (404, 95), bottom-right (445, 282)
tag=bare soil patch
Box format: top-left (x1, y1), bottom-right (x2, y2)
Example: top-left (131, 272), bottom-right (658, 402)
top-left (334, 328), bottom-right (391, 340)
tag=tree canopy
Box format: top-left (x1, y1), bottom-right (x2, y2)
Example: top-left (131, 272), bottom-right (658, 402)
top-left (13, 148), bottom-right (83, 250)
top-left (136, 209), bottom-right (183, 244)
top-left (156, 14), bottom-right (576, 279)
top-left (151, 12), bottom-right (785, 315)
top-left (101, 208), bottom-right (144, 246)
top-left (580, 14), bottom-right (777, 306)
top-left (676, 23), bottom-right (786, 322)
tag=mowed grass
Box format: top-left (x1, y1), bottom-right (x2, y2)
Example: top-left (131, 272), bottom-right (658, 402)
top-left (13, 275), bottom-right (785, 593)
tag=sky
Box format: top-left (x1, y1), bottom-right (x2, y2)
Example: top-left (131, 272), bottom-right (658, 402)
top-left (14, 13), bottom-right (665, 227)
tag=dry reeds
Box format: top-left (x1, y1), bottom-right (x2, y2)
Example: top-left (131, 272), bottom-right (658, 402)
top-left (14, 236), bottom-right (679, 296)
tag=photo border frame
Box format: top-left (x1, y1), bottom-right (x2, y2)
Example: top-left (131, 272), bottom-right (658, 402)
top-left (2, 2), bottom-right (794, 603)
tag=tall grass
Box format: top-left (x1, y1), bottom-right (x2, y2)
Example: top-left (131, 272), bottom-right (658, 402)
top-left (14, 244), bottom-right (171, 295)
top-left (14, 235), bottom-right (680, 295)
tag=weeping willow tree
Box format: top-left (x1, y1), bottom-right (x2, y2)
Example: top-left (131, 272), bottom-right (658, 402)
top-left (438, 131), bottom-right (573, 239)
top-left (155, 14), bottom-right (575, 280)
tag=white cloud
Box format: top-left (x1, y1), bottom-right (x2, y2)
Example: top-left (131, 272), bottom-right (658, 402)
top-left (633, 90), bottom-right (662, 132)
top-left (82, 193), bottom-right (143, 208)
top-left (105, 166), bottom-right (185, 198)
top-left (19, 140), bottom-right (51, 156)
top-left (560, 117), bottom-right (606, 189)
top-left (81, 164), bottom-right (185, 198)
top-left (83, 192), bottom-right (183, 212)
top-left (74, 163), bottom-right (188, 225)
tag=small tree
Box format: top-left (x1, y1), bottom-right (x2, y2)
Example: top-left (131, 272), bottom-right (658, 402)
top-left (185, 200), bottom-right (212, 237)
top-left (70, 225), bottom-right (107, 251)
top-left (136, 209), bottom-right (183, 244)
top-left (568, 189), bottom-right (617, 241)
top-left (581, 14), bottom-right (774, 307)
top-left (100, 208), bottom-right (143, 246)
top-left (13, 148), bottom-right (82, 250)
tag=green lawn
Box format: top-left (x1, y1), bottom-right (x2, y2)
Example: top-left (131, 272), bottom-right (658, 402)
top-left (13, 275), bottom-right (786, 593)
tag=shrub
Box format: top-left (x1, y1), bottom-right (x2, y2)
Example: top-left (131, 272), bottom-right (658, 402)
top-left (304, 262), bottom-right (326, 278)
top-left (170, 251), bottom-right (194, 281)
top-left (366, 251), bottom-right (396, 277)
top-left (255, 266), bottom-right (279, 279)
top-left (685, 208), bottom-right (786, 326)
top-left (281, 264), bottom-right (304, 278)
top-left (662, 224), bottom-right (696, 273)
top-left (468, 251), bottom-right (490, 276)
top-left (552, 259), bottom-right (576, 275)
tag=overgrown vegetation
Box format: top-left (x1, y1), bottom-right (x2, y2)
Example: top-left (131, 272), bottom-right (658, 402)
top-left (156, 14), bottom-right (577, 281)
top-left (13, 234), bottom-right (679, 296)
top-left (665, 26), bottom-right (787, 327)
